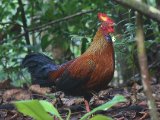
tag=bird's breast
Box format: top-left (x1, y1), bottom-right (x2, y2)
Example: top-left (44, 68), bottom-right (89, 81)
top-left (84, 44), bottom-right (114, 91)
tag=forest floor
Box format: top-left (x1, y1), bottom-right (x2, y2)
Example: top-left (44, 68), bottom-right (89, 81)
top-left (0, 79), bottom-right (160, 120)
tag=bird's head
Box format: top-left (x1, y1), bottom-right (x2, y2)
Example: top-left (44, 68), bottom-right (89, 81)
top-left (98, 13), bottom-right (114, 34)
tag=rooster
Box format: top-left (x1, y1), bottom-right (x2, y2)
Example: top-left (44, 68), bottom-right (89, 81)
top-left (22, 13), bottom-right (115, 112)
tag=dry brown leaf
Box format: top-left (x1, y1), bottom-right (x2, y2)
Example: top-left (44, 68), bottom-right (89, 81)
top-left (62, 97), bottom-right (83, 106)
top-left (2, 89), bottom-right (31, 102)
top-left (29, 85), bottom-right (51, 95)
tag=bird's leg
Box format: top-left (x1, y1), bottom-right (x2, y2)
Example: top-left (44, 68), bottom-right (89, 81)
top-left (84, 99), bottom-right (90, 112)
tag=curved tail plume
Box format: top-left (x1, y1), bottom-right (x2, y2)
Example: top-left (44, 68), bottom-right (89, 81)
top-left (21, 53), bottom-right (59, 86)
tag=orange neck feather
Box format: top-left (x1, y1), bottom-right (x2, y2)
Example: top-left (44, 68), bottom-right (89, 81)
top-left (85, 28), bottom-right (113, 54)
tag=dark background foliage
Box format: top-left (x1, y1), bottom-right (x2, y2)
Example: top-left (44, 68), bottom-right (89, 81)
top-left (0, 0), bottom-right (160, 87)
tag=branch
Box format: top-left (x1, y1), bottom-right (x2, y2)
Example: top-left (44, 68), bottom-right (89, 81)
top-left (1, 9), bottom-right (94, 44)
top-left (135, 11), bottom-right (159, 120)
top-left (28, 9), bottom-right (95, 32)
top-left (18, 0), bottom-right (31, 52)
top-left (114, 0), bottom-right (160, 22)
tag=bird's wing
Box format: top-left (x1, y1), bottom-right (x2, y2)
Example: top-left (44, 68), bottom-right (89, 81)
top-left (48, 59), bottom-right (75, 80)
top-left (55, 55), bottom-right (96, 92)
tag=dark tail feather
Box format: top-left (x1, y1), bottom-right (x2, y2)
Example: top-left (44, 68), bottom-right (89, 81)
top-left (21, 53), bottom-right (58, 86)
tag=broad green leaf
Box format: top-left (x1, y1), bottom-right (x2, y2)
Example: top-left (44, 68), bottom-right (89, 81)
top-left (90, 114), bottom-right (113, 120)
top-left (39, 100), bottom-right (63, 120)
top-left (80, 95), bottom-right (126, 120)
top-left (14, 100), bottom-right (53, 120)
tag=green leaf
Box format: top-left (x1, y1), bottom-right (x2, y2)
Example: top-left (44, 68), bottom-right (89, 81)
top-left (41, 34), bottom-right (52, 51)
top-left (14, 100), bottom-right (53, 120)
top-left (80, 95), bottom-right (127, 120)
top-left (89, 115), bottom-right (113, 120)
top-left (39, 100), bottom-right (63, 120)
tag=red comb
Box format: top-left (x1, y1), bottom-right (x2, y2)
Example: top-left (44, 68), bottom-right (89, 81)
top-left (98, 13), bottom-right (114, 23)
